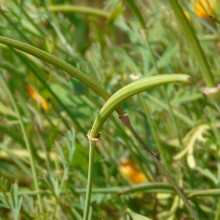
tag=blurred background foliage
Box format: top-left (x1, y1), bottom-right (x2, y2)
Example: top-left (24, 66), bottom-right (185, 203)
top-left (0, 0), bottom-right (220, 219)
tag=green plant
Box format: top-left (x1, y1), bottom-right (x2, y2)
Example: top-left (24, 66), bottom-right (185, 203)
top-left (0, 0), bottom-right (220, 219)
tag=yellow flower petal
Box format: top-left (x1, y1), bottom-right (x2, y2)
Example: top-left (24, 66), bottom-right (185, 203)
top-left (119, 161), bottom-right (147, 184)
top-left (194, 0), bottom-right (215, 18)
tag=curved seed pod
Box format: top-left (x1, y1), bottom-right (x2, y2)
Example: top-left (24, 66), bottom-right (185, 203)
top-left (90, 74), bottom-right (191, 137)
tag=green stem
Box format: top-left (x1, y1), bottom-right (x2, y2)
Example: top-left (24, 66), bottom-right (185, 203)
top-left (83, 139), bottom-right (95, 220)
top-left (0, 36), bottom-right (123, 114)
top-left (18, 186), bottom-right (220, 198)
top-left (0, 77), bottom-right (43, 214)
top-left (167, 0), bottom-right (215, 87)
top-left (12, 49), bottom-right (72, 130)
top-left (39, 5), bottom-right (110, 19)
top-left (139, 94), bottom-right (169, 170)
top-left (89, 74), bottom-right (199, 220)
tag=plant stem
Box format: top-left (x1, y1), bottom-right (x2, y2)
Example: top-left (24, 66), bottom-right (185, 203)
top-left (0, 77), bottom-right (43, 215)
top-left (0, 36), bottom-right (124, 115)
top-left (89, 74), bottom-right (199, 220)
top-left (39, 5), bottom-right (110, 19)
top-left (139, 94), bottom-right (169, 170)
top-left (83, 139), bottom-right (95, 220)
top-left (121, 116), bottom-right (198, 220)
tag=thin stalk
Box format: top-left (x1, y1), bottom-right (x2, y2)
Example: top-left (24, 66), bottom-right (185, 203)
top-left (89, 74), bottom-right (198, 220)
top-left (0, 36), bottom-right (124, 115)
top-left (0, 77), bottom-right (43, 214)
top-left (167, 0), bottom-right (216, 88)
top-left (122, 117), bottom-right (198, 220)
top-left (126, 0), bottom-right (183, 169)
top-left (139, 94), bottom-right (169, 169)
top-left (17, 185), bottom-right (220, 198)
top-left (111, 116), bottom-right (154, 180)
top-left (82, 139), bottom-right (95, 220)
top-left (39, 5), bottom-right (110, 19)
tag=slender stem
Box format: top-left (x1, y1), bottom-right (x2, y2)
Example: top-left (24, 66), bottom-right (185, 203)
top-left (0, 36), bottom-right (124, 114)
top-left (167, 0), bottom-right (215, 88)
top-left (83, 139), bottom-right (95, 220)
top-left (139, 94), bottom-right (169, 170)
top-left (122, 118), bottom-right (198, 220)
top-left (126, 0), bottom-right (185, 171)
top-left (12, 49), bottom-right (72, 130)
top-left (39, 5), bottom-right (110, 19)
top-left (0, 77), bottom-right (43, 214)
top-left (89, 74), bottom-right (199, 220)
top-left (17, 186), bottom-right (220, 198)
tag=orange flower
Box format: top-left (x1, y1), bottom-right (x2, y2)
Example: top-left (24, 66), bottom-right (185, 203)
top-left (26, 85), bottom-right (49, 111)
top-left (119, 161), bottom-right (147, 184)
top-left (194, 0), bottom-right (215, 18)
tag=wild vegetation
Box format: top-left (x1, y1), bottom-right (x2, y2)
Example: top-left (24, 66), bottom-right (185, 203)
top-left (0, 0), bottom-right (220, 219)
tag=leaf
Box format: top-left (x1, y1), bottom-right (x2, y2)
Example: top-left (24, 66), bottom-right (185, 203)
top-left (127, 209), bottom-right (152, 220)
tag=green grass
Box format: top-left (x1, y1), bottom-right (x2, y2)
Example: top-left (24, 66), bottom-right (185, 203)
top-left (0, 0), bottom-right (220, 219)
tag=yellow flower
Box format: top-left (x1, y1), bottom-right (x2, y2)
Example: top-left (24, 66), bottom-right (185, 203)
top-left (26, 85), bottom-right (49, 111)
top-left (119, 161), bottom-right (147, 184)
top-left (194, 0), bottom-right (215, 18)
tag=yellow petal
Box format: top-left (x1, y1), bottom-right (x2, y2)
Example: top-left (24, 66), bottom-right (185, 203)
top-left (194, 0), bottom-right (215, 18)
top-left (119, 161), bottom-right (147, 184)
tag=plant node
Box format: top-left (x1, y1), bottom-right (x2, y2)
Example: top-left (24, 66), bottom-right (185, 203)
top-left (119, 112), bottom-right (131, 127)
top-left (87, 130), bottom-right (101, 142)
